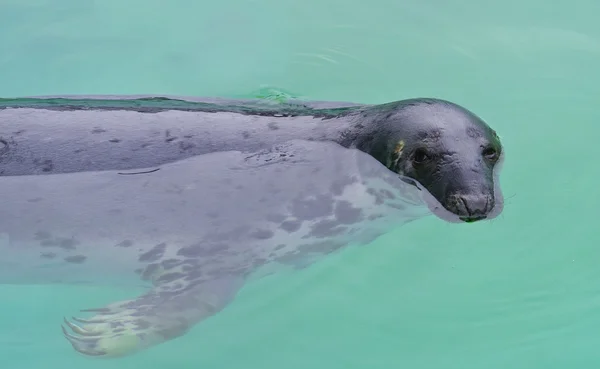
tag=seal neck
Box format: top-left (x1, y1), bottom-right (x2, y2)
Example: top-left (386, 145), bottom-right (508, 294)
top-left (336, 105), bottom-right (400, 170)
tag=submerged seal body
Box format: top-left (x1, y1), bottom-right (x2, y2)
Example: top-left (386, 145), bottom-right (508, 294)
top-left (0, 95), bottom-right (504, 357)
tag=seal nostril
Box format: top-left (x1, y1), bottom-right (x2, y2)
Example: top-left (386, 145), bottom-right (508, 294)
top-left (453, 194), bottom-right (492, 218)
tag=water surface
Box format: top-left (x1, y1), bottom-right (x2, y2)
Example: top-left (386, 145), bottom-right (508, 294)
top-left (1, 0), bottom-right (600, 368)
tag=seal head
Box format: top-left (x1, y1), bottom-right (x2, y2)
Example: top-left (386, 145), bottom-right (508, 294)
top-left (351, 98), bottom-right (504, 223)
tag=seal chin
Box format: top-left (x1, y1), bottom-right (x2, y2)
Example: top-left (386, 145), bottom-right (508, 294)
top-left (427, 200), bottom-right (497, 224)
top-left (414, 185), bottom-right (502, 224)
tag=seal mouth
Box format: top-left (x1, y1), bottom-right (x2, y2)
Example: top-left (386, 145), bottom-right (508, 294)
top-left (396, 175), bottom-right (501, 224)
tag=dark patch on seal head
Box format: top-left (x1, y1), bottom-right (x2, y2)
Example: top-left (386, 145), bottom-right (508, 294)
top-left (138, 243), bottom-right (167, 262)
top-left (466, 126), bottom-right (482, 139)
top-left (415, 129), bottom-right (442, 142)
top-left (334, 200), bottom-right (363, 224)
top-left (64, 255), bottom-right (87, 264)
top-left (290, 195), bottom-right (335, 220)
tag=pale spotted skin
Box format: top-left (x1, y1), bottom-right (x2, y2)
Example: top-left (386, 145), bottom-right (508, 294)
top-left (0, 140), bottom-right (432, 357)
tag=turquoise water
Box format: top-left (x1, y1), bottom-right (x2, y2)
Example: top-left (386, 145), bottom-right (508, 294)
top-left (1, 1), bottom-right (600, 368)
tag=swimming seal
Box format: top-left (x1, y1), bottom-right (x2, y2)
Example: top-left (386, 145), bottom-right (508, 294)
top-left (0, 95), bottom-right (504, 222)
top-left (0, 95), bottom-right (504, 358)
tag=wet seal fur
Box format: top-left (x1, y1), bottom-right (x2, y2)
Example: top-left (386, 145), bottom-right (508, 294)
top-left (0, 95), bottom-right (504, 357)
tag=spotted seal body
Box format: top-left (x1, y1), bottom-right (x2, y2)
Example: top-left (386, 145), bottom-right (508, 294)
top-left (0, 95), bottom-right (504, 357)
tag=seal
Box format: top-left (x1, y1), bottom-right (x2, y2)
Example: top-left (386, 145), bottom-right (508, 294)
top-left (0, 95), bottom-right (504, 358)
top-left (0, 95), bottom-right (504, 222)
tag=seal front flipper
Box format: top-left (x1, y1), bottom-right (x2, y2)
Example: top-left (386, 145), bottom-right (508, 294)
top-left (61, 274), bottom-right (244, 358)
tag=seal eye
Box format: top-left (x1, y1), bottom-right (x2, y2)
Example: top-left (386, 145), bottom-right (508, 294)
top-left (412, 148), bottom-right (430, 165)
top-left (482, 147), bottom-right (498, 161)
